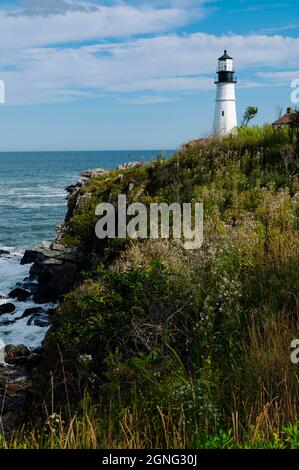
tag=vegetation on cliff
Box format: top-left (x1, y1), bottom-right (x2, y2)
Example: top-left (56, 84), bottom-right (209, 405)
top-left (2, 124), bottom-right (299, 448)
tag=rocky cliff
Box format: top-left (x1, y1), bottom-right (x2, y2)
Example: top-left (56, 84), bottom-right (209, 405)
top-left (20, 168), bottom-right (109, 304)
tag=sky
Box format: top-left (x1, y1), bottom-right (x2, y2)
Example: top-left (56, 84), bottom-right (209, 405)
top-left (0, 0), bottom-right (299, 151)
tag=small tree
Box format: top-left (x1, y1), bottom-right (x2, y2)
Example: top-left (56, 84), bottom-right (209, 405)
top-left (241, 106), bottom-right (258, 126)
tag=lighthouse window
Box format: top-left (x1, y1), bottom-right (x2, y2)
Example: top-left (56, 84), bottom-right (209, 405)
top-left (222, 111), bottom-right (225, 117)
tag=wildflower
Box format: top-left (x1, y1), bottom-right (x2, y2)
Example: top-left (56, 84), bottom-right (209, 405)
top-left (78, 354), bottom-right (92, 367)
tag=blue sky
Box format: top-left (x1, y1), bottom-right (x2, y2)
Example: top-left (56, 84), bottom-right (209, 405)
top-left (0, 0), bottom-right (298, 151)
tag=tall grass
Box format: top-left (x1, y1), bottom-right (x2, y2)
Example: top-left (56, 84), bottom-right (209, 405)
top-left (1, 125), bottom-right (299, 449)
top-left (2, 388), bottom-right (299, 449)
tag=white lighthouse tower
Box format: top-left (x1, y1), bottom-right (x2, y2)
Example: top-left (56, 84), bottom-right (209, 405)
top-left (213, 50), bottom-right (237, 135)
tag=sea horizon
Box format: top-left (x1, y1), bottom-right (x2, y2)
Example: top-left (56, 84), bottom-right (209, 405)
top-left (0, 148), bottom-right (175, 154)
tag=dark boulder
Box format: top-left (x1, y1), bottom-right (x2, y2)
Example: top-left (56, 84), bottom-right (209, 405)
top-left (27, 316), bottom-right (50, 328)
top-left (0, 249), bottom-right (10, 257)
top-left (30, 259), bottom-right (79, 303)
top-left (22, 307), bottom-right (45, 319)
top-left (6, 352), bottom-right (42, 370)
top-left (0, 366), bottom-right (32, 432)
top-left (22, 352), bottom-right (42, 370)
top-left (21, 281), bottom-right (38, 294)
top-left (46, 308), bottom-right (57, 316)
top-left (21, 243), bottom-right (83, 303)
top-left (20, 249), bottom-right (47, 265)
top-left (32, 346), bottom-right (44, 355)
top-left (26, 309), bottom-right (50, 328)
top-left (5, 344), bottom-right (30, 364)
top-left (33, 261), bottom-right (79, 303)
top-left (0, 303), bottom-right (16, 315)
top-left (9, 288), bottom-right (31, 302)
top-left (34, 318), bottom-right (50, 328)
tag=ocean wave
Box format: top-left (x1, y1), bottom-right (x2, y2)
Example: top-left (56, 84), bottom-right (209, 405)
top-left (0, 201), bottom-right (66, 209)
top-left (0, 244), bottom-right (14, 252)
top-left (0, 190), bottom-right (66, 198)
top-left (11, 193), bottom-right (66, 199)
top-left (0, 255), bottom-right (56, 347)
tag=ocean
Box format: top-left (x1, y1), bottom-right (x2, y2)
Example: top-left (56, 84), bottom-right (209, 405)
top-left (0, 150), bottom-right (173, 348)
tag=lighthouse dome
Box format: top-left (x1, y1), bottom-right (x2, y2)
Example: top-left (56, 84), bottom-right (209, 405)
top-left (219, 50), bottom-right (233, 61)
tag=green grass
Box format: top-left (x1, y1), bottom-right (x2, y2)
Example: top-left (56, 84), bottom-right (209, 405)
top-left (2, 125), bottom-right (299, 449)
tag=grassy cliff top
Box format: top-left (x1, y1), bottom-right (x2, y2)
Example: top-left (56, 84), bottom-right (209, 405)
top-left (62, 124), bottom-right (299, 252)
top-left (14, 124), bottom-right (299, 449)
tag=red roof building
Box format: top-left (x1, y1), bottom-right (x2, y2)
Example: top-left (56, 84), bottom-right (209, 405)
top-left (272, 107), bottom-right (294, 126)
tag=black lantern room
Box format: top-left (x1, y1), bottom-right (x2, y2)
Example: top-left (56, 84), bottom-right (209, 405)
top-left (215, 50), bottom-right (237, 84)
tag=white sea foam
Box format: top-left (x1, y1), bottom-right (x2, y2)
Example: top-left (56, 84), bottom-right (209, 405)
top-left (0, 253), bottom-right (56, 348)
top-left (0, 201), bottom-right (66, 208)
top-left (14, 203), bottom-right (66, 209)
top-left (12, 193), bottom-right (66, 199)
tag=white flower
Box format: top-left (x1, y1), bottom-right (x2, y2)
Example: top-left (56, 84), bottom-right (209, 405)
top-left (78, 354), bottom-right (92, 366)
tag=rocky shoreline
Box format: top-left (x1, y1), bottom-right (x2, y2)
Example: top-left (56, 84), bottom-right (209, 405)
top-left (0, 162), bottom-right (144, 433)
top-left (18, 162), bottom-right (143, 304)
top-left (19, 167), bottom-right (112, 304)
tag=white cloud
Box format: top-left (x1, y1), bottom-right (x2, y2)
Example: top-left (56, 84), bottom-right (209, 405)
top-left (119, 95), bottom-right (177, 105)
top-left (2, 32), bottom-right (299, 105)
top-left (18, 0), bottom-right (98, 16)
top-left (19, 0), bottom-right (209, 15)
top-left (257, 70), bottom-right (299, 84)
top-left (257, 22), bottom-right (299, 35)
top-left (0, 0), bottom-right (205, 51)
top-left (0, 1), bottom-right (298, 105)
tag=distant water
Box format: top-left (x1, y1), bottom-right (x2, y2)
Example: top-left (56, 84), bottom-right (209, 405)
top-left (0, 150), bottom-right (173, 251)
top-left (0, 150), bottom-right (173, 348)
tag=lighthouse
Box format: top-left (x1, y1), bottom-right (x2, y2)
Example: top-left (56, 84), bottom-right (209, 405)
top-left (213, 50), bottom-right (237, 135)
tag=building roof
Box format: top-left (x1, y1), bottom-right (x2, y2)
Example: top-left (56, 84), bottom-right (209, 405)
top-left (219, 50), bottom-right (233, 60)
top-left (272, 108), bottom-right (294, 126)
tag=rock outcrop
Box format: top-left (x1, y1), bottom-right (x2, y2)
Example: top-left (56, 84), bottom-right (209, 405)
top-left (0, 365), bottom-right (32, 433)
top-left (116, 161), bottom-right (142, 171)
top-left (20, 168), bottom-right (109, 303)
top-left (0, 343), bottom-right (45, 433)
top-left (0, 303), bottom-right (16, 315)
top-left (21, 242), bottom-right (83, 303)
top-left (0, 249), bottom-right (10, 257)
top-left (65, 167), bottom-right (107, 222)
top-left (9, 287), bottom-right (31, 302)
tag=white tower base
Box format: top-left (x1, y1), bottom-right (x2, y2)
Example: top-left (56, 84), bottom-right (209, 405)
top-left (214, 82), bottom-right (237, 135)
